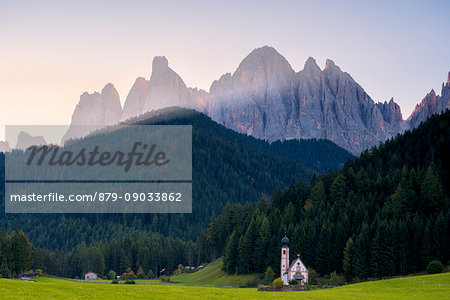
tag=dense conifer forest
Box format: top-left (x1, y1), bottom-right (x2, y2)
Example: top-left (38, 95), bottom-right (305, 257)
top-left (211, 110), bottom-right (450, 280)
top-left (0, 108), bottom-right (353, 278)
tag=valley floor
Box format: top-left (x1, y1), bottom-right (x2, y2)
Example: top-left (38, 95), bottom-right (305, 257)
top-left (0, 273), bottom-right (448, 299)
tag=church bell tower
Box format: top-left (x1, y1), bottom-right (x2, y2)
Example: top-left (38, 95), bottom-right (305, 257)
top-left (280, 234), bottom-right (290, 285)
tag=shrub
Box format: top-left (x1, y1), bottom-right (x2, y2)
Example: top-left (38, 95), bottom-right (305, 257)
top-left (175, 264), bottom-right (184, 275)
top-left (107, 270), bottom-right (117, 280)
top-left (111, 280), bottom-right (118, 284)
top-left (308, 268), bottom-right (319, 285)
top-left (288, 279), bottom-right (298, 285)
top-left (137, 266), bottom-right (145, 279)
top-left (146, 269), bottom-right (154, 279)
top-left (160, 275), bottom-right (170, 282)
top-left (124, 280), bottom-right (135, 284)
top-left (245, 279), bottom-right (258, 287)
top-left (0, 274), bottom-right (3, 279)
top-left (264, 266), bottom-right (275, 284)
top-left (272, 278), bottom-right (284, 289)
top-left (329, 271), bottom-right (343, 286)
top-left (427, 260), bottom-right (445, 274)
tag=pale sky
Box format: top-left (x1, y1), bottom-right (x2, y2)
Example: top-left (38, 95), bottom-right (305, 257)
top-left (1, 0), bottom-right (449, 141)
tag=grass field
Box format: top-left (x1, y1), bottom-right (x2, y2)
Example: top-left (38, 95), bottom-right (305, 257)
top-left (0, 272), bottom-right (448, 299)
top-left (172, 259), bottom-right (258, 287)
top-left (88, 279), bottom-right (162, 284)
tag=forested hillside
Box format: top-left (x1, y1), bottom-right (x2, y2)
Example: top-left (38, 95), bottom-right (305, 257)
top-left (209, 110), bottom-right (450, 280)
top-left (0, 108), bottom-right (353, 278)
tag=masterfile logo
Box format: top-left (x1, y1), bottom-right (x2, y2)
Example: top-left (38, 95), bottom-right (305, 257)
top-left (4, 125), bottom-right (192, 214)
top-left (26, 142), bottom-right (170, 172)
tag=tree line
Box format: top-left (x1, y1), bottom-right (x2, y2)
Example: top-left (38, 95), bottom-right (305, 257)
top-left (0, 228), bottom-right (211, 278)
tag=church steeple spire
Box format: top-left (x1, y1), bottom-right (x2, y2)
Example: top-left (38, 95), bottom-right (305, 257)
top-left (281, 234), bottom-right (290, 246)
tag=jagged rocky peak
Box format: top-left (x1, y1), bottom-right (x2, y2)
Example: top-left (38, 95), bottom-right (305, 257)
top-left (323, 58), bottom-right (348, 79)
top-left (407, 71), bottom-right (450, 129)
top-left (437, 71), bottom-right (450, 113)
top-left (232, 45), bottom-right (295, 88)
top-left (122, 77), bottom-right (149, 121)
top-left (188, 87), bottom-right (209, 113)
top-left (0, 141), bottom-right (12, 152)
top-left (377, 98), bottom-right (403, 125)
top-left (442, 71), bottom-right (450, 93)
top-left (409, 89), bottom-right (439, 118)
top-left (210, 73), bottom-right (232, 94)
top-left (407, 89), bottom-right (440, 128)
top-left (303, 57), bottom-right (321, 73)
top-left (123, 55), bottom-right (208, 121)
top-left (152, 56), bottom-right (169, 73)
top-left (144, 55), bottom-right (190, 112)
top-left (324, 58), bottom-right (339, 71)
top-left (16, 131), bottom-right (47, 150)
top-left (62, 83), bottom-right (122, 144)
top-left (300, 57), bottom-right (323, 84)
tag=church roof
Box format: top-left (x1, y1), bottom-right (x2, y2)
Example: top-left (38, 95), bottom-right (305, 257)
top-left (281, 235), bottom-right (289, 245)
top-left (289, 256), bottom-right (308, 272)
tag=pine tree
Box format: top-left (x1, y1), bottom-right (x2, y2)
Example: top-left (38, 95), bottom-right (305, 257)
top-left (92, 248), bottom-right (105, 276)
top-left (330, 174), bottom-right (347, 203)
top-left (236, 235), bottom-right (249, 274)
top-left (316, 222), bottom-right (333, 275)
top-left (310, 180), bottom-right (326, 207)
top-left (136, 266), bottom-right (145, 279)
top-left (237, 218), bottom-right (258, 274)
top-left (352, 224), bottom-right (369, 279)
top-left (9, 231), bottom-right (33, 277)
top-left (207, 213), bottom-right (219, 260)
top-left (377, 221), bottom-right (395, 277)
top-left (369, 228), bottom-right (381, 278)
top-left (421, 165), bottom-right (444, 213)
top-left (264, 266), bottom-right (275, 283)
top-left (120, 252), bottom-right (131, 274)
top-left (223, 230), bottom-right (239, 274)
top-left (254, 216), bottom-right (270, 272)
top-left (342, 237), bottom-right (354, 281)
top-left (0, 257), bottom-right (10, 278)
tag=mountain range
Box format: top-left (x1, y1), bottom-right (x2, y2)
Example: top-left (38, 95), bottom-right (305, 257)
top-left (64, 46), bottom-right (450, 154)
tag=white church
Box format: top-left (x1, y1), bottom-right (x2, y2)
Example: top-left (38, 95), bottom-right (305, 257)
top-left (280, 235), bottom-right (309, 285)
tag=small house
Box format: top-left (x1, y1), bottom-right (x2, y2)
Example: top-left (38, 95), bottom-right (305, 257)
top-left (84, 272), bottom-right (98, 280)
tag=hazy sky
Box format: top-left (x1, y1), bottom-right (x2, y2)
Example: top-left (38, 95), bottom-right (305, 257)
top-left (1, 0), bottom-right (449, 141)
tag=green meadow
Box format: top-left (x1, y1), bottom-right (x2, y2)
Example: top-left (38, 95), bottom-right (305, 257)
top-left (0, 272), bottom-right (448, 299)
top-left (172, 259), bottom-right (257, 287)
